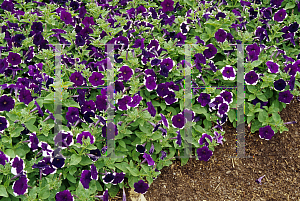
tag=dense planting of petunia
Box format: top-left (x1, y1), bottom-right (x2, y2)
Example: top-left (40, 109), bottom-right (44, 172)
top-left (0, 0), bottom-right (299, 200)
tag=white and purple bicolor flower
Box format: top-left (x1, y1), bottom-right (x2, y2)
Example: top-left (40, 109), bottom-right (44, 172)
top-left (221, 65), bottom-right (236, 81)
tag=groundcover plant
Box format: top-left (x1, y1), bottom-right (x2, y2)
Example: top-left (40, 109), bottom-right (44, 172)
top-left (0, 0), bottom-right (299, 200)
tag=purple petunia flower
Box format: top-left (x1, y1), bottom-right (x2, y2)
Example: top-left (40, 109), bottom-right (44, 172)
top-left (142, 153), bottom-right (155, 166)
top-left (112, 172), bottom-right (125, 185)
top-left (11, 156), bottom-right (25, 175)
top-left (89, 72), bottom-right (104, 86)
top-left (134, 180), bottom-right (149, 194)
top-left (198, 133), bottom-right (213, 147)
top-left (136, 144), bottom-right (146, 154)
top-left (12, 174), bottom-right (29, 196)
top-left (65, 107), bottom-right (79, 124)
top-left (161, 0), bottom-right (174, 13)
top-left (102, 172), bottom-right (116, 184)
top-left (127, 93), bottom-right (143, 108)
top-left (0, 116), bottom-right (9, 131)
top-left (53, 130), bottom-right (74, 149)
top-left (118, 65), bottom-right (134, 81)
top-left (197, 93), bottom-right (211, 107)
top-left (273, 9), bottom-right (286, 23)
top-left (203, 44), bottom-right (217, 59)
top-left (278, 90), bottom-right (293, 104)
top-left (60, 10), bottom-right (73, 25)
top-left (70, 72), bottom-right (85, 87)
top-left (245, 70), bottom-right (259, 85)
top-left (55, 190), bottom-right (74, 201)
top-left (266, 61), bottom-right (279, 74)
top-left (274, 79), bottom-right (286, 91)
top-left (171, 113), bottom-right (186, 129)
top-left (221, 65), bottom-right (236, 81)
top-left (81, 100), bottom-right (96, 114)
top-left (160, 113), bottom-right (169, 128)
top-left (220, 90), bottom-right (233, 104)
top-left (28, 132), bottom-right (39, 152)
top-left (215, 29), bottom-right (227, 43)
top-left (147, 101), bottom-right (156, 117)
top-left (7, 52), bottom-right (22, 66)
top-left (259, 125), bottom-right (274, 140)
top-left (182, 108), bottom-right (195, 122)
top-left (76, 131), bottom-right (95, 145)
top-left (80, 170), bottom-right (92, 189)
top-left (288, 76), bottom-right (295, 91)
top-left (0, 95), bottom-right (15, 111)
top-left (18, 89), bottom-right (33, 105)
top-left (144, 76), bottom-right (157, 91)
top-left (88, 149), bottom-right (101, 161)
top-left (95, 95), bottom-right (107, 112)
top-left (0, 151), bottom-right (10, 166)
top-left (213, 131), bottom-right (223, 145)
top-left (118, 95), bottom-right (132, 111)
top-left (197, 146), bottom-right (213, 161)
top-left (218, 102), bottom-right (230, 116)
top-left (82, 16), bottom-right (95, 27)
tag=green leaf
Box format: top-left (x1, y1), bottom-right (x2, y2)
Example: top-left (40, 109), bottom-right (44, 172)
top-left (181, 156), bottom-right (189, 166)
top-left (251, 120), bottom-right (262, 133)
top-left (24, 122), bottom-right (39, 133)
top-left (4, 149), bottom-right (15, 158)
top-left (6, 113), bottom-right (18, 122)
top-left (228, 109), bottom-right (236, 123)
top-left (248, 94), bottom-right (256, 101)
top-left (38, 185), bottom-right (50, 199)
top-left (126, 167), bottom-right (140, 177)
top-left (70, 154), bottom-right (82, 166)
top-left (114, 162), bottom-right (130, 173)
top-left (203, 119), bottom-right (212, 129)
top-left (0, 185), bottom-right (8, 197)
top-left (79, 155), bottom-right (93, 166)
top-left (272, 113), bottom-right (281, 123)
top-left (258, 110), bottom-right (268, 123)
top-left (257, 94), bottom-right (268, 102)
top-left (118, 140), bottom-right (126, 148)
top-left (285, 2), bottom-right (295, 9)
top-left (67, 173), bottom-right (76, 183)
top-left (247, 85), bottom-right (257, 93)
top-left (192, 104), bottom-right (207, 114)
top-left (11, 126), bottom-right (24, 138)
top-left (160, 102), bottom-right (166, 110)
top-left (63, 99), bottom-right (80, 108)
top-left (251, 60), bottom-right (262, 67)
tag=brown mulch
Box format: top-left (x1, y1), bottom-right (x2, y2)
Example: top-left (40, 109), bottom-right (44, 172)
top-left (110, 96), bottom-right (300, 201)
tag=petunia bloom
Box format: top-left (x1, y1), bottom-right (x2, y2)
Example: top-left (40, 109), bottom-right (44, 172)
top-left (215, 29), bottom-right (227, 43)
top-left (278, 90), bottom-right (293, 104)
top-left (0, 116), bottom-right (9, 131)
top-left (55, 190), bottom-right (74, 201)
top-left (221, 65), bottom-right (236, 80)
top-left (197, 146), bottom-right (213, 161)
top-left (245, 70), bottom-right (259, 85)
top-left (203, 44), bottom-right (217, 59)
top-left (12, 174), bottom-right (29, 196)
top-left (198, 133), bottom-right (213, 147)
top-left (76, 131), bottom-right (95, 145)
top-left (171, 113), bottom-right (186, 129)
top-left (161, 0), bottom-right (174, 13)
top-left (0, 95), bottom-right (15, 111)
top-left (197, 93), bottom-right (211, 107)
top-left (259, 125), bottom-right (274, 140)
top-left (134, 180), bottom-right (149, 194)
top-left (273, 9), bottom-right (286, 23)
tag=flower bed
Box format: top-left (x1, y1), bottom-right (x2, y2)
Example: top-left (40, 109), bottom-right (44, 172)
top-left (0, 0), bottom-right (299, 200)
